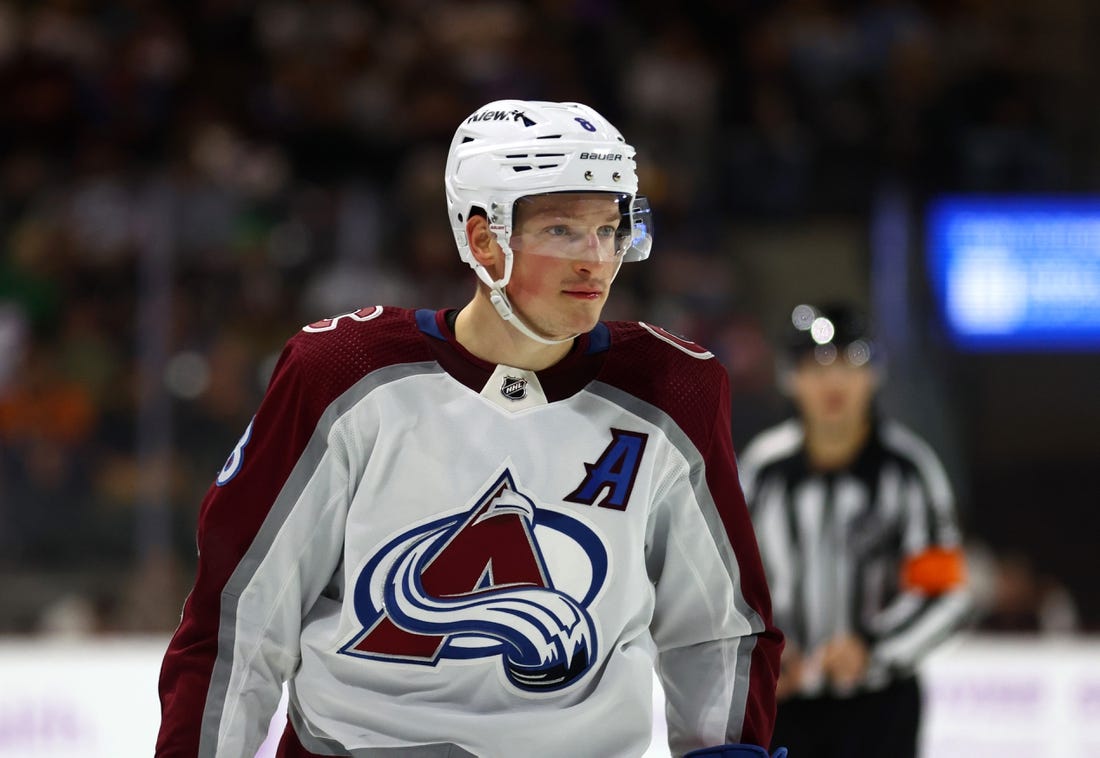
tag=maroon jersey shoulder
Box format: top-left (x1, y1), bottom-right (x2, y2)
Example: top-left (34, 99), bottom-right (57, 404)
top-left (600, 321), bottom-right (729, 448)
top-left (281, 306), bottom-right (432, 405)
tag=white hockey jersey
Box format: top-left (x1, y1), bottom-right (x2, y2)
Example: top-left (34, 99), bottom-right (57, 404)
top-left (157, 307), bottom-right (782, 758)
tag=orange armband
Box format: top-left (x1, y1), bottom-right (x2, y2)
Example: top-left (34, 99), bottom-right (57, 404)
top-left (901, 547), bottom-right (967, 594)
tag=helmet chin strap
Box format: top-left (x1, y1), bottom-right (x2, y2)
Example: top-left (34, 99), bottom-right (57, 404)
top-left (487, 285), bottom-right (576, 346)
top-left (474, 239), bottom-right (576, 347)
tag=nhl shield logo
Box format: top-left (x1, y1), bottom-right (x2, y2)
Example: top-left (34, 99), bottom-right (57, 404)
top-left (501, 375), bottom-right (528, 401)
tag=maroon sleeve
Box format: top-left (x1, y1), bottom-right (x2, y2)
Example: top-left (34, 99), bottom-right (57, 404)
top-left (156, 307), bottom-right (428, 756)
top-left (601, 323), bottom-right (782, 748)
top-left (704, 369), bottom-right (783, 748)
top-left (155, 335), bottom-right (331, 756)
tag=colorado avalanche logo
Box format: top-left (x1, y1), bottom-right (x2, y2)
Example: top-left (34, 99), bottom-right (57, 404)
top-left (340, 469), bottom-right (608, 693)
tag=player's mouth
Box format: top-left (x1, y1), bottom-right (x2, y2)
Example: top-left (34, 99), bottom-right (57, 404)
top-left (562, 286), bottom-right (604, 300)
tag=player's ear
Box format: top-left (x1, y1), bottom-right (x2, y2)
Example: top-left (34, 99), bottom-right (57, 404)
top-left (465, 213), bottom-right (500, 270)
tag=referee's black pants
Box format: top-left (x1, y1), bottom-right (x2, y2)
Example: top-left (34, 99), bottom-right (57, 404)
top-left (770, 675), bottom-right (921, 758)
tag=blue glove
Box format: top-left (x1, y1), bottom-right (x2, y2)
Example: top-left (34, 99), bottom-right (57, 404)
top-left (684, 745), bottom-right (788, 758)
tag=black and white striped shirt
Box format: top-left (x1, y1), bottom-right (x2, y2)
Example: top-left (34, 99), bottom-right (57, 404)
top-left (739, 417), bottom-right (971, 695)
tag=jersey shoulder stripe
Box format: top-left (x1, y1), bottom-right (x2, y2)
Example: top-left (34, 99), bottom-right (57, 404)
top-left (602, 320), bottom-right (724, 386)
top-left (607, 320), bottom-right (716, 360)
top-left (637, 322), bottom-right (714, 359)
top-left (284, 306), bottom-right (433, 405)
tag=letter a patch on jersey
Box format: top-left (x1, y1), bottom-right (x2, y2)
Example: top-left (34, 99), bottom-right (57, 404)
top-left (341, 468), bottom-right (608, 693)
top-left (564, 429), bottom-right (649, 511)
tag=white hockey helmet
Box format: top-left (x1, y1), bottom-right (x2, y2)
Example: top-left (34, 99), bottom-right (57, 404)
top-left (444, 100), bottom-right (652, 344)
top-left (445, 100), bottom-right (652, 262)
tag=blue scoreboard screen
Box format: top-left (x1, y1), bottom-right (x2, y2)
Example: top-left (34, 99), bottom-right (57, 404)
top-left (927, 196), bottom-right (1100, 350)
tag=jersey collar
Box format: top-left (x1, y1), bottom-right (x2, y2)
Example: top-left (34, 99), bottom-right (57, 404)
top-left (416, 308), bottom-right (609, 401)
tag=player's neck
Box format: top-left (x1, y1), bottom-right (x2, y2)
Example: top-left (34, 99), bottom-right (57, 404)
top-left (454, 295), bottom-right (574, 371)
top-left (803, 416), bottom-right (871, 472)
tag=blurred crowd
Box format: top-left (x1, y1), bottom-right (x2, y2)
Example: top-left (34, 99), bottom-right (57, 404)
top-left (0, 0), bottom-right (1087, 634)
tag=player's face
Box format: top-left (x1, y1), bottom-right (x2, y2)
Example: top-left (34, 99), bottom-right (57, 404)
top-left (790, 356), bottom-right (877, 430)
top-left (505, 193), bottom-right (622, 339)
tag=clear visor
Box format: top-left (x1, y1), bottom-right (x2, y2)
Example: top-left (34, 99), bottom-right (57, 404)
top-left (506, 194), bottom-right (653, 263)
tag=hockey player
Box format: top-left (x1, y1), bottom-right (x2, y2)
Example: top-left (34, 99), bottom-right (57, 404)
top-left (740, 303), bottom-right (972, 758)
top-left (156, 100), bottom-right (785, 758)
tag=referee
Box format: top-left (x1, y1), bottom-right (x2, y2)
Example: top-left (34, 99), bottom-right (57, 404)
top-left (739, 303), bottom-right (971, 758)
